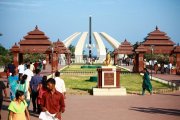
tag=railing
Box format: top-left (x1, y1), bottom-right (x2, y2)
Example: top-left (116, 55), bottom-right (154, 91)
top-left (60, 70), bottom-right (132, 75)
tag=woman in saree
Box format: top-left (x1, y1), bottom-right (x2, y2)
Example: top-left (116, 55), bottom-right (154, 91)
top-left (8, 90), bottom-right (30, 120)
top-left (8, 71), bottom-right (18, 100)
top-left (142, 68), bottom-right (152, 95)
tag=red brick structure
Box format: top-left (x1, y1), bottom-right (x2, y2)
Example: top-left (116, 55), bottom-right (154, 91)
top-left (10, 26), bottom-right (70, 72)
top-left (114, 39), bottom-right (133, 65)
top-left (173, 46), bottom-right (180, 74)
top-left (134, 45), bottom-right (147, 72)
top-left (133, 26), bottom-right (179, 74)
top-left (97, 68), bottom-right (121, 88)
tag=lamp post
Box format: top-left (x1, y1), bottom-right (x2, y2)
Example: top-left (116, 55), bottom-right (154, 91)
top-left (51, 46), bottom-right (54, 78)
top-left (150, 45), bottom-right (154, 80)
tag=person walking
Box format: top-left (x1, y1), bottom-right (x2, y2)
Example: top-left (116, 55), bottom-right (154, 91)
top-left (17, 62), bottom-right (25, 80)
top-left (8, 90), bottom-right (30, 120)
top-left (0, 80), bottom-right (7, 120)
top-left (23, 64), bottom-right (34, 108)
top-left (17, 74), bottom-right (31, 108)
top-left (37, 76), bottom-right (47, 114)
top-left (8, 71), bottom-right (18, 100)
top-left (8, 62), bottom-right (16, 75)
top-left (54, 71), bottom-right (66, 98)
top-left (30, 62), bottom-right (35, 73)
top-left (39, 78), bottom-right (65, 120)
top-left (30, 69), bottom-right (42, 113)
top-left (154, 63), bottom-right (158, 74)
top-left (42, 59), bottom-right (47, 70)
top-left (142, 68), bottom-right (152, 95)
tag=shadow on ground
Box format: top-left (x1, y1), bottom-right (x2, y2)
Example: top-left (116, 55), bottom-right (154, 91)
top-left (130, 107), bottom-right (180, 116)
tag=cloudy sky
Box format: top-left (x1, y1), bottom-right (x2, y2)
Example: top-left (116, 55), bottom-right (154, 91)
top-left (0, 0), bottom-right (180, 53)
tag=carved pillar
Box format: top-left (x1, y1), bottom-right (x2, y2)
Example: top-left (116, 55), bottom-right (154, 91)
top-left (134, 45), bottom-right (147, 73)
top-left (13, 52), bottom-right (19, 67)
top-left (114, 53), bottom-right (118, 65)
top-left (174, 46), bottom-right (180, 75)
top-left (169, 55), bottom-right (174, 64)
top-left (55, 53), bottom-right (58, 71)
top-left (68, 53), bottom-right (71, 65)
top-left (133, 53), bottom-right (145, 72)
top-left (116, 68), bottom-right (121, 88)
top-left (10, 43), bottom-right (20, 67)
top-left (138, 53), bottom-right (144, 72)
top-left (97, 68), bottom-right (102, 88)
top-left (19, 53), bottom-right (23, 64)
top-left (133, 54), bottom-right (139, 72)
top-left (176, 53), bottom-right (180, 75)
top-left (52, 53), bottom-right (56, 72)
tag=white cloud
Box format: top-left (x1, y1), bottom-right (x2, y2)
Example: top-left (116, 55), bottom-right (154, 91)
top-left (0, 0), bottom-right (42, 8)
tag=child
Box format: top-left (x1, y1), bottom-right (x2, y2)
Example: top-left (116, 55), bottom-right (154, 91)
top-left (8, 90), bottom-right (30, 120)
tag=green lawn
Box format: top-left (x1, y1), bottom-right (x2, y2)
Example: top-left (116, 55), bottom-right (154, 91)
top-left (120, 74), bottom-right (169, 92)
top-left (60, 65), bottom-right (171, 95)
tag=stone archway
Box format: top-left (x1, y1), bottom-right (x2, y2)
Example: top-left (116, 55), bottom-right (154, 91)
top-left (134, 26), bottom-right (179, 74)
top-left (114, 39), bottom-right (133, 65)
top-left (10, 26), bottom-right (70, 72)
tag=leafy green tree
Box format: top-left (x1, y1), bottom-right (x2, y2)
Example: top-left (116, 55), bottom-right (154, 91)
top-left (68, 44), bottom-right (75, 58)
top-left (0, 44), bottom-right (8, 56)
top-left (0, 44), bottom-right (12, 66)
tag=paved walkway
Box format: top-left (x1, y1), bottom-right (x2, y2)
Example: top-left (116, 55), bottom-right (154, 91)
top-left (1, 91), bottom-right (180, 120)
top-left (0, 64), bottom-right (180, 120)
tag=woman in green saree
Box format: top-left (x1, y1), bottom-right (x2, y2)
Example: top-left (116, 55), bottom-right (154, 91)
top-left (142, 68), bottom-right (152, 95)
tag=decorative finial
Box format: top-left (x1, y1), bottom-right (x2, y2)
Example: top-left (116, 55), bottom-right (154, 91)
top-left (156, 26), bottom-right (158, 30)
top-left (35, 25), bottom-right (38, 29)
top-left (124, 38), bottom-right (127, 42)
top-left (57, 38), bottom-right (60, 42)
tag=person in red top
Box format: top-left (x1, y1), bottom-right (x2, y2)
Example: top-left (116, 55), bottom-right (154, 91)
top-left (40, 78), bottom-right (65, 120)
top-left (37, 76), bottom-right (47, 114)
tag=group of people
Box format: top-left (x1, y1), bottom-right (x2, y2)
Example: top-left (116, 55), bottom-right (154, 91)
top-left (1, 60), bottom-right (66, 120)
top-left (154, 62), bottom-right (173, 74)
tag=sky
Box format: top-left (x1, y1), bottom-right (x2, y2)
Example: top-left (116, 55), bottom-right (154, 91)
top-left (0, 0), bottom-right (180, 54)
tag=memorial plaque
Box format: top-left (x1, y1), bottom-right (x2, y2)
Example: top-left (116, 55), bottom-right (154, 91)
top-left (104, 73), bottom-right (114, 85)
top-left (102, 71), bottom-right (116, 88)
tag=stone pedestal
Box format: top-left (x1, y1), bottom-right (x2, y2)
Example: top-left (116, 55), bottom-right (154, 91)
top-left (93, 88), bottom-right (126, 96)
top-left (93, 66), bottom-right (126, 96)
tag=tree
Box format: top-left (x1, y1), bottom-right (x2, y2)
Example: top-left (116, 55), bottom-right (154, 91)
top-left (0, 44), bottom-right (9, 56)
top-left (68, 44), bottom-right (75, 58)
top-left (0, 44), bottom-right (12, 66)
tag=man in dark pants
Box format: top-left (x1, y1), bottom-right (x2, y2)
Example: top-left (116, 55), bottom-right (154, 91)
top-left (30, 69), bottom-right (42, 113)
top-left (0, 80), bottom-right (7, 120)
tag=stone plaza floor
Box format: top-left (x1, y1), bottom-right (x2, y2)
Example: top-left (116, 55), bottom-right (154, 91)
top-left (0, 64), bottom-right (180, 120)
top-left (1, 91), bottom-right (180, 120)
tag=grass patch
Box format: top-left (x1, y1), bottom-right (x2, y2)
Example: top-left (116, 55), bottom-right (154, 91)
top-left (60, 65), bottom-right (171, 95)
top-left (61, 75), bottom-right (96, 95)
top-left (121, 74), bottom-right (170, 92)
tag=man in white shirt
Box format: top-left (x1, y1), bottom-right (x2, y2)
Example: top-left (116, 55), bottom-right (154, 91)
top-left (18, 62), bottom-right (25, 80)
top-left (54, 71), bottom-right (66, 98)
top-left (30, 62), bottom-right (35, 72)
top-left (42, 59), bottom-right (47, 70)
top-left (23, 64), bottom-right (34, 108)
